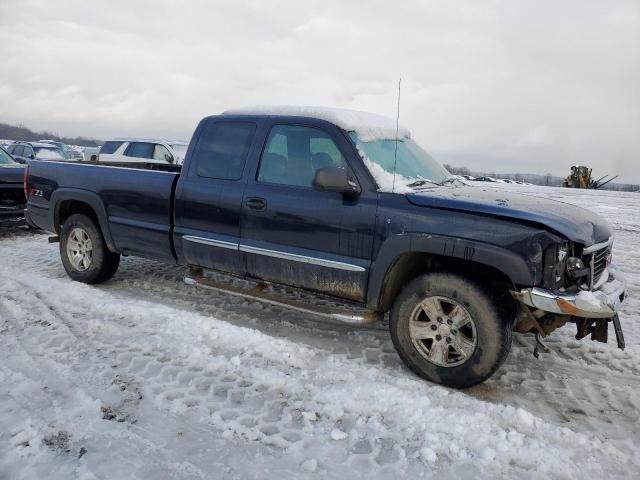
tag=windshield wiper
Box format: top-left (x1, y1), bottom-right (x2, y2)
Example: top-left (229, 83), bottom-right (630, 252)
top-left (406, 178), bottom-right (440, 188)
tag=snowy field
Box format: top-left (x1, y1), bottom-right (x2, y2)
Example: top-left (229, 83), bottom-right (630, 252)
top-left (0, 185), bottom-right (638, 479)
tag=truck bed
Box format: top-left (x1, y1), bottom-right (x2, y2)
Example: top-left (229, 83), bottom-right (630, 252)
top-left (27, 161), bottom-right (180, 261)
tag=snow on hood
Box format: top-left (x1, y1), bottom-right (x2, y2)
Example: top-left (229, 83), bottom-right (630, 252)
top-left (222, 105), bottom-right (411, 142)
top-left (406, 186), bottom-right (612, 246)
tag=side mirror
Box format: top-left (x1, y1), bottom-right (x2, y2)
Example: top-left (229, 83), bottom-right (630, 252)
top-left (313, 166), bottom-right (361, 197)
top-left (29, 154), bottom-right (35, 159)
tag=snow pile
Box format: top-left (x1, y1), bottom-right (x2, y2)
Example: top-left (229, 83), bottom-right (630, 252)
top-left (223, 105), bottom-right (410, 141)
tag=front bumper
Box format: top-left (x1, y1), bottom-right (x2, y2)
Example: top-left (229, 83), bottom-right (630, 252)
top-left (513, 264), bottom-right (627, 319)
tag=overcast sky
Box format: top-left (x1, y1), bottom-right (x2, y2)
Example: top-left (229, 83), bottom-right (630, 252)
top-left (1, 0), bottom-right (638, 181)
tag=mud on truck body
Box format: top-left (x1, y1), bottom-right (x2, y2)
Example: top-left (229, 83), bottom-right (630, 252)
top-left (24, 106), bottom-right (627, 388)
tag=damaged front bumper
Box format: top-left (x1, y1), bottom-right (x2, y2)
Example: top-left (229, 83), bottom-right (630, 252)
top-left (513, 264), bottom-right (627, 319)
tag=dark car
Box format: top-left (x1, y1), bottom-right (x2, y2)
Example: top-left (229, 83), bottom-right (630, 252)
top-left (6, 141), bottom-right (68, 164)
top-left (24, 107), bottom-right (627, 388)
top-left (0, 146), bottom-right (26, 225)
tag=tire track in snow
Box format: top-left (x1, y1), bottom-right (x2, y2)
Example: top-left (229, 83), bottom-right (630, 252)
top-left (1, 253), bottom-right (637, 479)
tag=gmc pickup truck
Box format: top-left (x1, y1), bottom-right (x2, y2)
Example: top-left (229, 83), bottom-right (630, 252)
top-left (25, 106), bottom-right (627, 388)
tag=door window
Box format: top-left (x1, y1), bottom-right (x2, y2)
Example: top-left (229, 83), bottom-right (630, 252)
top-left (193, 121), bottom-right (256, 180)
top-left (12, 145), bottom-right (24, 156)
top-left (153, 144), bottom-right (173, 163)
top-left (125, 142), bottom-right (154, 159)
top-left (257, 125), bottom-right (346, 188)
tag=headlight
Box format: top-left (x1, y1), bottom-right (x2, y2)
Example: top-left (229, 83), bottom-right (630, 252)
top-left (566, 257), bottom-right (588, 280)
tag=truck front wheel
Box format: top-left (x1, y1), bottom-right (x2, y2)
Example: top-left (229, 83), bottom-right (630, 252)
top-left (390, 273), bottom-right (511, 388)
top-left (60, 213), bottom-right (120, 284)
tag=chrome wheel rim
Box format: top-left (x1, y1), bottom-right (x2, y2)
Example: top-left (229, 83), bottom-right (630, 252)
top-left (409, 296), bottom-right (477, 367)
top-left (66, 227), bottom-right (93, 271)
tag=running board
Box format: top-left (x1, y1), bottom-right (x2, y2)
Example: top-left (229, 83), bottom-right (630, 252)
top-left (183, 268), bottom-right (381, 325)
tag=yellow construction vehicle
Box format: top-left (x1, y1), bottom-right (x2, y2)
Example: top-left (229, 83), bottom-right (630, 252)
top-left (563, 165), bottom-right (617, 189)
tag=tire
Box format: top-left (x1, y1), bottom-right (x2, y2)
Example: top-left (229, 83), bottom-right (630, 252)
top-left (60, 213), bottom-right (120, 284)
top-left (390, 272), bottom-right (512, 388)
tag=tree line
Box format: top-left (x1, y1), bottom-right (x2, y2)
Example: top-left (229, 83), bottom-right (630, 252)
top-left (0, 122), bottom-right (102, 147)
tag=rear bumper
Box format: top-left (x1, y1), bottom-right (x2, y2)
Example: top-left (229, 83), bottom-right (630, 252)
top-left (513, 264), bottom-right (627, 319)
top-left (0, 205), bottom-right (26, 224)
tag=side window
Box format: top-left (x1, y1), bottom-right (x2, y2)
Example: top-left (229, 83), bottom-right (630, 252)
top-left (125, 142), bottom-right (154, 159)
top-left (257, 125), bottom-right (346, 188)
top-left (6, 145), bottom-right (15, 154)
top-left (100, 141), bottom-right (124, 154)
top-left (193, 121), bottom-right (256, 180)
top-left (153, 144), bottom-right (173, 163)
top-left (12, 146), bottom-right (23, 156)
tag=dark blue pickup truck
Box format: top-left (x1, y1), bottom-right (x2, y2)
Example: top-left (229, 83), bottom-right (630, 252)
top-left (25, 107), bottom-right (627, 388)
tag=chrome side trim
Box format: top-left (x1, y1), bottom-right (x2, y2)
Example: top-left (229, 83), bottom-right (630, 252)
top-left (583, 236), bottom-right (614, 254)
top-left (239, 244), bottom-right (366, 272)
top-left (182, 235), bottom-right (239, 251)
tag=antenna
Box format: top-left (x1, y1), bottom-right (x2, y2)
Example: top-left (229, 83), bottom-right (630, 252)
top-left (392, 77), bottom-right (402, 193)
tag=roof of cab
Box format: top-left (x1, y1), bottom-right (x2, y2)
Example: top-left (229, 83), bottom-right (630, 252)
top-left (222, 105), bottom-right (411, 141)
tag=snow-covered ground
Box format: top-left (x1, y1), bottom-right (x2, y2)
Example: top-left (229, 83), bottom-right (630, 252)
top-left (0, 185), bottom-right (638, 479)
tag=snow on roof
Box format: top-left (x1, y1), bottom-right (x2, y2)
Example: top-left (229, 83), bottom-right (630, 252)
top-left (222, 105), bottom-right (410, 142)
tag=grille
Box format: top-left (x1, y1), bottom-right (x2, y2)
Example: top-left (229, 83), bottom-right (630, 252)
top-left (587, 246), bottom-right (610, 288)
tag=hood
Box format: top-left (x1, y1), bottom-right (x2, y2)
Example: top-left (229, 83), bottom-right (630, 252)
top-left (0, 164), bottom-right (26, 184)
top-left (406, 186), bottom-right (611, 247)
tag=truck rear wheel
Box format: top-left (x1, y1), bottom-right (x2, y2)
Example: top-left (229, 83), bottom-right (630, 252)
top-left (390, 273), bottom-right (511, 388)
top-left (60, 213), bottom-right (120, 284)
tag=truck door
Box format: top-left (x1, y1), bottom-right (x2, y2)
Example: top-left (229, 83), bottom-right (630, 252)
top-left (240, 122), bottom-right (377, 301)
top-left (173, 119), bottom-right (258, 274)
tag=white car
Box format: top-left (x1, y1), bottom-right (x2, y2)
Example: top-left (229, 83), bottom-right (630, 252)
top-left (98, 139), bottom-right (188, 165)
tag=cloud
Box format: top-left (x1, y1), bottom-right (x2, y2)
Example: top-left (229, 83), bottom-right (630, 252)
top-left (0, 0), bottom-right (638, 181)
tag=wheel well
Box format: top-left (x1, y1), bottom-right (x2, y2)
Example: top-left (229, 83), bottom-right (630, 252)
top-left (378, 252), bottom-right (518, 315)
top-left (55, 200), bottom-right (99, 234)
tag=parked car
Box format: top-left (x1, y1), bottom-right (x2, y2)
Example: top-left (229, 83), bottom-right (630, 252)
top-left (5, 141), bottom-right (68, 164)
top-left (473, 176), bottom-right (498, 183)
top-left (0, 146), bottom-right (26, 225)
top-left (39, 140), bottom-right (84, 161)
top-left (24, 107), bottom-right (627, 388)
top-left (97, 138), bottom-right (187, 165)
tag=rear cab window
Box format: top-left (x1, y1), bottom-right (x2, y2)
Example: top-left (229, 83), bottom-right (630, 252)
top-left (34, 147), bottom-right (65, 160)
top-left (192, 121), bottom-right (256, 180)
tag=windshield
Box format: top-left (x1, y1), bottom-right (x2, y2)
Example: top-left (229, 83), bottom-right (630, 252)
top-left (349, 133), bottom-right (450, 192)
top-left (34, 147), bottom-right (65, 160)
top-left (0, 147), bottom-right (17, 165)
top-left (170, 143), bottom-right (188, 159)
